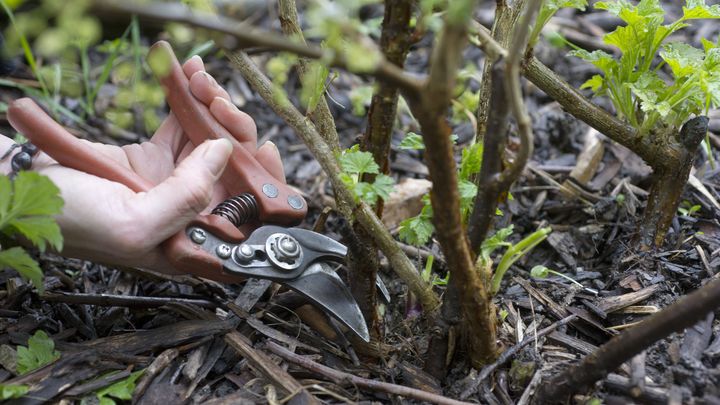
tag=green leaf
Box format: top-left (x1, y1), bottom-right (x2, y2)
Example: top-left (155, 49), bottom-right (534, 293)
top-left (569, 49), bottom-right (616, 74)
top-left (339, 149), bottom-right (380, 176)
top-left (0, 247), bottom-right (43, 291)
top-left (16, 330), bottom-right (60, 375)
top-left (580, 75), bottom-right (604, 92)
top-left (0, 384), bottom-right (29, 400)
top-left (348, 85), bottom-right (374, 116)
top-left (458, 179), bottom-right (477, 220)
top-left (661, 42), bottom-right (705, 78)
top-left (398, 214), bottom-right (434, 246)
top-left (300, 61), bottom-right (330, 114)
top-left (459, 142), bottom-right (483, 181)
top-left (544, 0), bottom-right (587, 12)
top-left (399, 132), bottom-right (425, 150)
top-left (683, 0), bottom-right (720, 20)
top-left (480, 225), bottom-right (514, 260)
top-left (97, 370), bottom-right (144, 401)
top-left (530, 265), bottom-right (551, 278)
top-left (371, 174), bottom-right (395, 202)
top-left (0, 172), bottom-right (64, 252)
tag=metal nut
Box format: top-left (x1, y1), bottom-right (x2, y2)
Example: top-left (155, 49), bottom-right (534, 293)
top-left (190, 229), bottom-right (207, 244)
top-left (216, 244), bottom-right (232, 259)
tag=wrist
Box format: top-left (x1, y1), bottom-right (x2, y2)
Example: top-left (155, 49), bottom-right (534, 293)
top-left (0, 135), bottom-right (16, 175)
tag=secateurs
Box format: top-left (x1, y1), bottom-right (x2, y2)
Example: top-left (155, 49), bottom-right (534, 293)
top-left (6, 41), bottom-right (371, 342)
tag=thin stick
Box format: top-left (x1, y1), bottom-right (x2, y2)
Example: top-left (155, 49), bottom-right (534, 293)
top-left (266, 341), bottom-right (474, 405)
top-left (40, 291), bottom-right (217, 309)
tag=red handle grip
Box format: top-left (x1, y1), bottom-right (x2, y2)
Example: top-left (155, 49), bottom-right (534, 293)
top-left (149, 41), bottom-right (307, 226)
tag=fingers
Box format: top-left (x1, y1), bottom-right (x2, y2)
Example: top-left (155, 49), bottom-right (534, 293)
top-left (209, 97), bottom-right (258, 152)
top-left (133, 139), bottom-right (232, 245)
top-left (255, 141), bottom-right (286, 183)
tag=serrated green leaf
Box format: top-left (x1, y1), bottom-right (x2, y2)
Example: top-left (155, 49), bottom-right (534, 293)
top-left (569, 49), bottom-right (616, 74)
top-left (97, 370), bottom-right (144, 401)
top-left (480, 226), bottom-right (514, 259)
top-left (458, 179), bottom-right (478, 221)
top-left (661, 42), bottom-right (705, 78)
top-left (399, 132), bottom-right (425, 150)
top-left (0, 172), bottom-right (64, 252)
top-left (398, 214), bottom-right (434, 246)
top-left (300, 61), bottom-right (329, 114)
top-left (371, 174), bottom-right (395, 202)
top-left (544, 0), bottom-right (587, 12)
top-left (0, 384), bottom-right (29, 400)
top-left (459, 142), bottom-right (483, 181)
top-left (683, 0), bottom-right (720, 20)
top-left (580, 75), bottom-right (605, 92)
top-left (16, 330), bottom-right (60, 375)
top-left (0, 247), bottom-right (43, 291)
top-left (339, 149), bottom-right (380, 176)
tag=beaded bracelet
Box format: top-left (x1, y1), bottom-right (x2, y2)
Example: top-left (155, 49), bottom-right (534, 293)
top-left (1, 142), bottom-right (38, 178)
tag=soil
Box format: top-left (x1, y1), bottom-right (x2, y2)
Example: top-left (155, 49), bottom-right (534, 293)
top-left (1, 1), bottom-right (720, 404)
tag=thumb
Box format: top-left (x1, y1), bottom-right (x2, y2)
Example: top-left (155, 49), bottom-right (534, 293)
top-left (135, 138), bottom-right (232, 244)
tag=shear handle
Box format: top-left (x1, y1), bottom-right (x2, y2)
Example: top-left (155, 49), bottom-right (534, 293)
top-left (149, 41), bottom-right (307, 226)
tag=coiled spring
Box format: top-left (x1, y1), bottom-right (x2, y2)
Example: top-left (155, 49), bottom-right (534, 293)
top-left (212, 193), bottom-right (259, 227)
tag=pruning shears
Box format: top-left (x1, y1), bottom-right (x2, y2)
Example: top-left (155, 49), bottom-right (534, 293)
top-left (7, 41), bottom-right (371, 342)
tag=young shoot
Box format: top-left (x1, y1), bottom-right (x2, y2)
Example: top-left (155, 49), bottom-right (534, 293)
top-left (530, 265), bottom-right (599, 295)
top-left (483, 226), bottom-right (552, 295)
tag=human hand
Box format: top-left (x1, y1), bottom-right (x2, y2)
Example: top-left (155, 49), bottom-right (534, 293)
top-left (1, 56), bottom-right (285, 274)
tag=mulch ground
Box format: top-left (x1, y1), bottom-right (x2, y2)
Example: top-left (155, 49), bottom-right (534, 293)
top-left (1, 1), bottom-right (720, 404)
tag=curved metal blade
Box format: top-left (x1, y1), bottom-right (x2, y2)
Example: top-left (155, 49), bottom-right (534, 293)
top-left (283, 262), bottom-right (369, 342)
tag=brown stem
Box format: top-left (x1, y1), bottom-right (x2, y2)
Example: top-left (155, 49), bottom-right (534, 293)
top-left (467, 62), bottom-right (510, 252)
top-left (538, 277), bottom-right (720, 401)
top-left (228, 52), bottom-right (440, 311)
top-left (350, 0), bottom-right (415, 341)
top-left (277, 0), bottom-right (340, 152)
top-left (407, 7), bottom-right (498, 369)
top-left (639, 116), bottom-right (709, 246)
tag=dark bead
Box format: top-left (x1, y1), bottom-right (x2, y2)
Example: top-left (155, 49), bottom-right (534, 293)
top-left (11, 151), bottom-right (32, 171)
top-left (21, 142), bottom-right (38, 156)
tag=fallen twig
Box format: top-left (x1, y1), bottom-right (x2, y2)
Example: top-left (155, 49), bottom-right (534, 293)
top-left (538, 278), bottom-right (720, 401)
top-left (266, 341), bottom-right (474, 405)
top-left (40, 291), bottom-right (217, 309)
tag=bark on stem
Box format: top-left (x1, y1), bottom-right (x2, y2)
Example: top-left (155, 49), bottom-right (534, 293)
top-left (277, 0), bottom-right (340, 152)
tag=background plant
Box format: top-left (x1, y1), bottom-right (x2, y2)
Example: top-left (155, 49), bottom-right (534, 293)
top-left (0, 172), bottom-right (64, 291)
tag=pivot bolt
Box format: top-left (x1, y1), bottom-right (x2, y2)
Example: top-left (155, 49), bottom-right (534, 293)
top-left (190, 229), bottom-right (207, 244)
top-left (216, 244), bottom-right (232, 259)
top-left (276, 235), bottom-right (300, 261)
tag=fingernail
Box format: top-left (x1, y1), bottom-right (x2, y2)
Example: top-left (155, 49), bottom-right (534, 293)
top-left (202, 71), bottom-right (219, 88)
top-left (202, 139), bottom-right (233, 176)
top-left (188, 55), bottom-right (202, 65)
top-left (214, 96), bottom-right (239, 113)
top-left (263, 140), bottom-right (278, 152)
